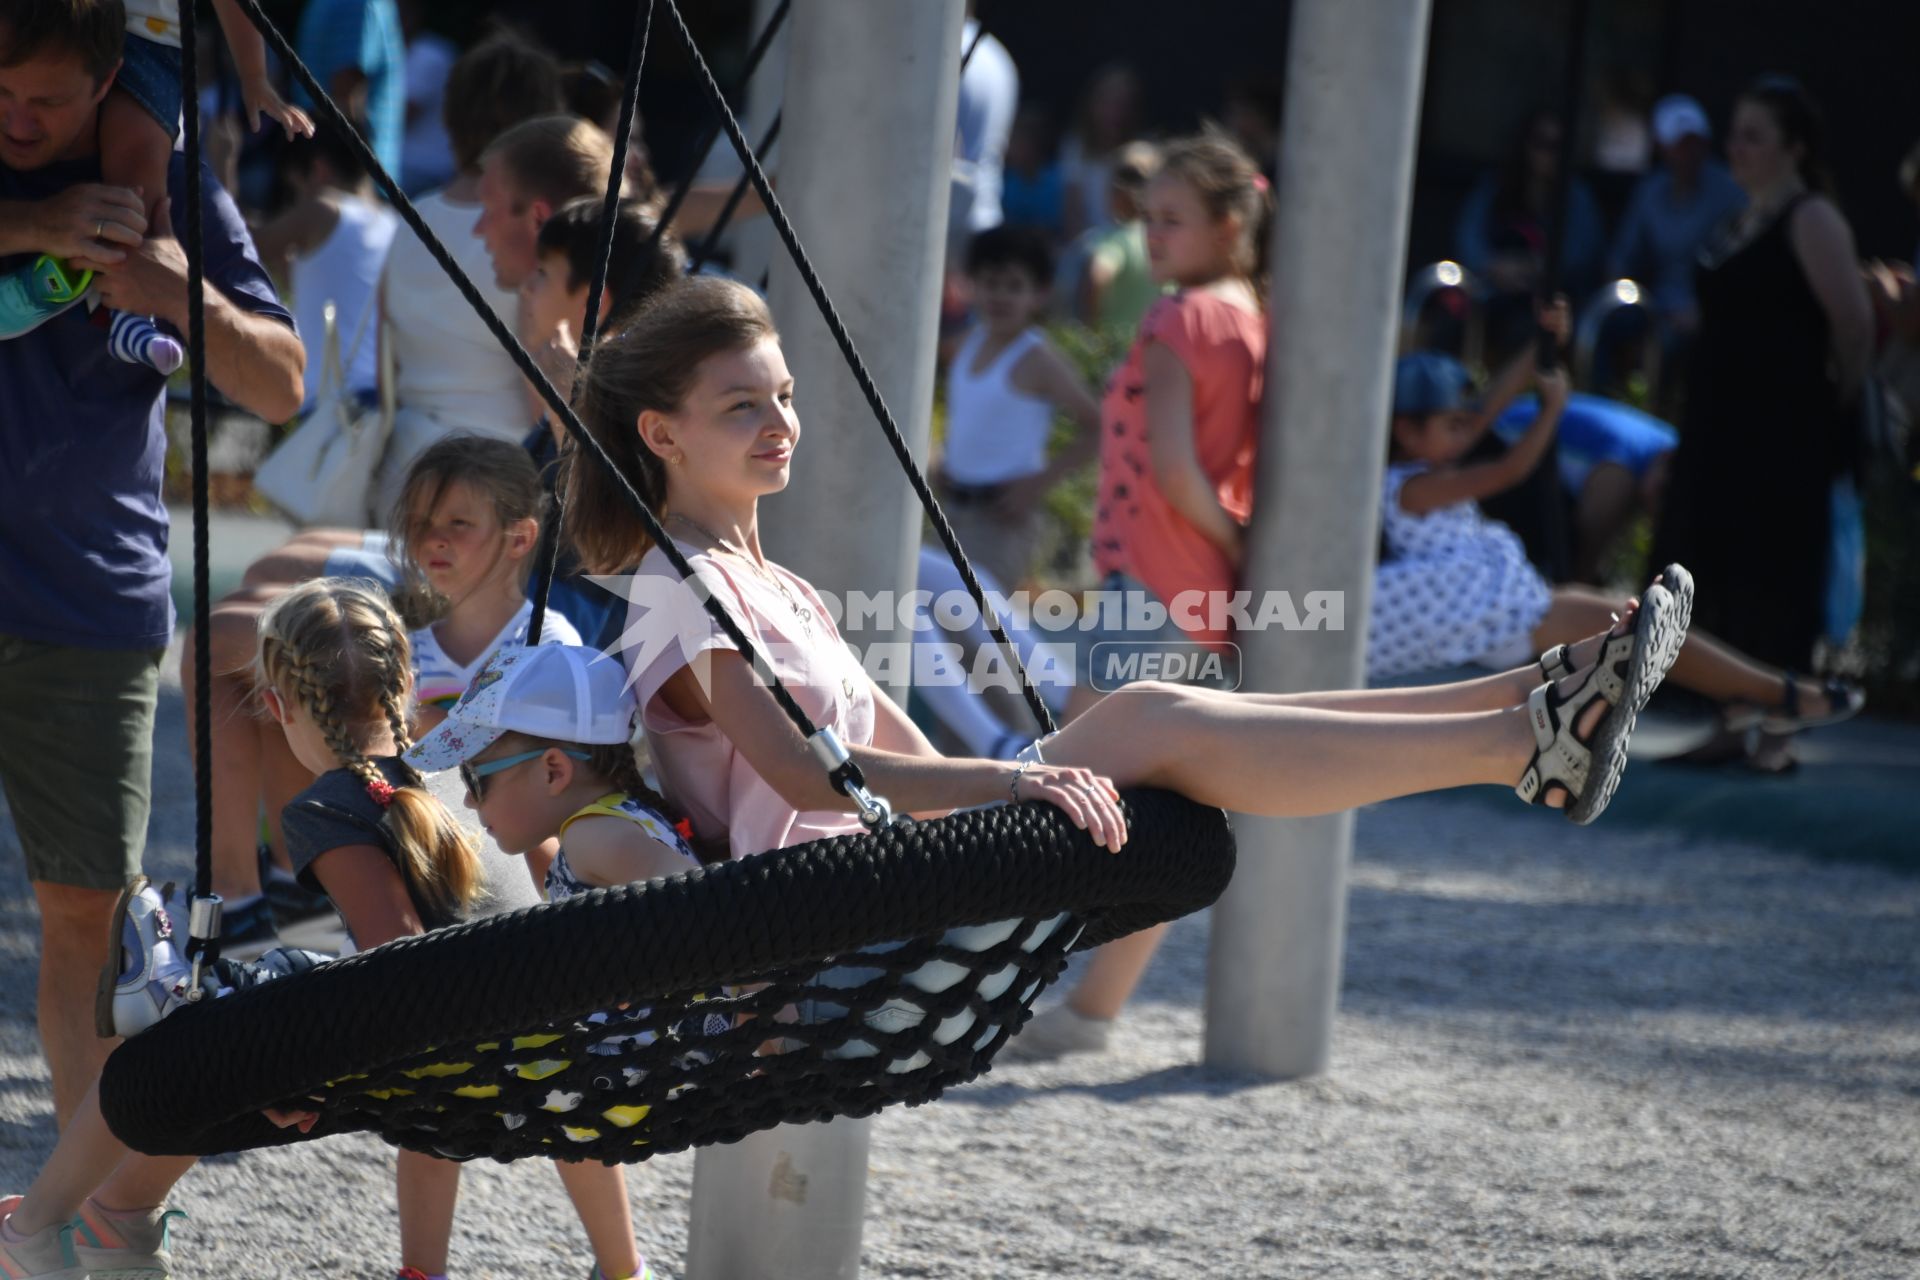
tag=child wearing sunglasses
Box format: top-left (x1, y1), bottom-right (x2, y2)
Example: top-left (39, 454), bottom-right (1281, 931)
top-left (406, 642), bottom-right (708, 907)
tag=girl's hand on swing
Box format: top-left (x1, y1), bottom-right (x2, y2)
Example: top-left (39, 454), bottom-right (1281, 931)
top-left (1014, 764), bottom-right (1128, 851)
top-left (263, 1105), bottom-right (321, 1132)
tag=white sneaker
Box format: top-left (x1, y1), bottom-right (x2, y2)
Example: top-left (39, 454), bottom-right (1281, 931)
top-left (94, 877), bottom-right (194, 1039)
top-left (68, 1198), bottom-right (182, 1279)
top-left (999, 1002), bottom-right (1113, 1062)
top-left (0, 1199), bottom-right (88, 1279)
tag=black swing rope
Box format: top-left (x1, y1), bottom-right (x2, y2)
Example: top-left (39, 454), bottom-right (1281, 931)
top-left (523, 0), bottom-right (654, 647)
top-left (655, 0), bottom-right (1058, 739)
top-left (684, 6), bottom-right (985, 273)
top-left (650, 0), bottom-right (791, 274)
top-left (527, 0), bottom-right (792, 644)
top-left (194, 0), bottom-right (899, 836)
top-left (177, 0), bottom-right (217, 983)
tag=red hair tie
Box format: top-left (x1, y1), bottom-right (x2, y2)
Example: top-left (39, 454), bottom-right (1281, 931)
top-left (365, 777), bottom-right (396, 808)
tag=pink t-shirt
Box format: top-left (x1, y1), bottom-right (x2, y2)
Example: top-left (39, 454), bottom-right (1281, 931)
top-left (627, 538), bottom-right (874, 862)
top-left (1092, 290), bottom-right (1264, 650)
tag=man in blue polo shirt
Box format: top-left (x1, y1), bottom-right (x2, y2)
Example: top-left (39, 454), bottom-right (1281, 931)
top-left (0, 0), bottom-right (303, 1125)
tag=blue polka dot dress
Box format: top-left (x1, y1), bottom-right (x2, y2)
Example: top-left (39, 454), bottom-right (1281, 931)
top-left (1367, 463), bottom-right (1553, 680)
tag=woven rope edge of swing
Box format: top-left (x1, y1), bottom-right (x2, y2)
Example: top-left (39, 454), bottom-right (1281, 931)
top-left (100, 789), bottom-right (1233, 1158)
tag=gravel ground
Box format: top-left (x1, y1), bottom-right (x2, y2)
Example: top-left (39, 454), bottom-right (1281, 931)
top-left (3, 665), bottom-right (1917, 1279)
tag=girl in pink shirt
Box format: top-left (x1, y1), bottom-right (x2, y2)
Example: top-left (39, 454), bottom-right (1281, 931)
top-left (562, 277), bottom-right (1682, 901)
top-left (1083, 135), bottom-right (1268, 704)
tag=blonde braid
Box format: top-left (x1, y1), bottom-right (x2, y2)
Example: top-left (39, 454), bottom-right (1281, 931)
top-left (373, 632), bottom-right (418, 755)
top-left (258, 579), bottom-right (484, 919)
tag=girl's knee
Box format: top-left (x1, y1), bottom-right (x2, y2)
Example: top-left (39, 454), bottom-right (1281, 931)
top-left (1114, 679), bottom-right (1198, 727)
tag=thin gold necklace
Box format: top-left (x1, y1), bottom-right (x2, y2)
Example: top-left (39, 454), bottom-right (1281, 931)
top-left (668, 512), bottom-right (813, 628)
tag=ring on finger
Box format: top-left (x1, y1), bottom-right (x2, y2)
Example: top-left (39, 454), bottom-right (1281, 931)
top-left (95, 218), bottom-right (105, 240)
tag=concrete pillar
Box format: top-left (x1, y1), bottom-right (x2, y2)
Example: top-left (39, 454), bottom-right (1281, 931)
top-left (685, 1119), bottom-right (873, 1280)
top-left (686, 3), bottom-right (965, 1277)
top-left (755, 0), bottom-right (963, 637)
top-left (1203, 0), bottom-right (1432, 1079)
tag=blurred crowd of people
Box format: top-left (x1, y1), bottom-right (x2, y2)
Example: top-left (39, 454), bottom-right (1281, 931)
top-left (167, 3), bottom-right (1918, 777)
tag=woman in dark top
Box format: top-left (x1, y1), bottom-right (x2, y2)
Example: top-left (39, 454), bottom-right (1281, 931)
top-left (1651, 77), bottom-right (1872, 769)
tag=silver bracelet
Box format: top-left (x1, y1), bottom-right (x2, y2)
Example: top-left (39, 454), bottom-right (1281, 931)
top-left (1007, 759), bottom-right (1033, 805)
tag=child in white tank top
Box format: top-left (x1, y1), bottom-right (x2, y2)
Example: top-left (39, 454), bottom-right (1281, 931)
top-left (937, 226), bottom-right (1100, 589)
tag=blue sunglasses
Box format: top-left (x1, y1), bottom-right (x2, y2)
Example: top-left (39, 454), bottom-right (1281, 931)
top-left (461, 747), bottom-right (591, 800)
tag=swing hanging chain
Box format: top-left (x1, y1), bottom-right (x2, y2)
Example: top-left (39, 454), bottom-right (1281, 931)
top-left (210, 0), bottom-right (852, 788)
top-left (179, 0), bottom-right (225, 971)
top-left (526, 0), bottom-right (654, 647)
top-left (660, 0), bottom-right (1057, 739)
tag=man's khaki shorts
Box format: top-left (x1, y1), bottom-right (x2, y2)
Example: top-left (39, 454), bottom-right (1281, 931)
top-left (0, 634), bottom-right (161, 891)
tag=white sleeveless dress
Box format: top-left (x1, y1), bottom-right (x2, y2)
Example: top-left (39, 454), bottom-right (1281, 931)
top-left (1367, 462), bottom-right (1552, 680)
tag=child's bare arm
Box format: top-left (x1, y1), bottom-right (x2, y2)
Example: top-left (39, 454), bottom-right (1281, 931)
top-left (309, 843), bottom-right (427, 947)
top-left (1142, 341), bottom-right (1244, 562)
top-left (560, 816), bottom-right (696, 890)
top-left (1469, 296), bottom-right (1571, 435)
top-left (1013, 338), bottom-right (1101, 480)
top-left (1398, 368), bottom-right (1570, 515)
top-left (209, 0), bottom-right (314, 138)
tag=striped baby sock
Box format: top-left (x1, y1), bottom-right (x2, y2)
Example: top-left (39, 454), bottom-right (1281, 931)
top-left (108, 309), bottom-right (186, 375)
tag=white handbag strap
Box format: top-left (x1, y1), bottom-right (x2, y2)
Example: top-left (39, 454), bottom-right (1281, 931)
top-left (338, 288), bottom-right (378, 378)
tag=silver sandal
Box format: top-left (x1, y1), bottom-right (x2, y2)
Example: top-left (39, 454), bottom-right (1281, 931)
top-left (1516, 574), bottom-right (1692, 825)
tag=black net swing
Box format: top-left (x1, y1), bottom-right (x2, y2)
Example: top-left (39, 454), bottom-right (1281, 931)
top-left (99, 0), bottom-right (1237, 1164)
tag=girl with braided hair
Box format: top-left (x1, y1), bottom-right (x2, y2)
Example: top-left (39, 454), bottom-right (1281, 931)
top-left (182, 435), bottom-right (580, 960)
top-left (2, 580), bottom-right (652, 1280)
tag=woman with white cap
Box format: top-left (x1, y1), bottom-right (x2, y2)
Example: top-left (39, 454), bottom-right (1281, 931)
top-left (1607, 92), bottom-right (1747, 390)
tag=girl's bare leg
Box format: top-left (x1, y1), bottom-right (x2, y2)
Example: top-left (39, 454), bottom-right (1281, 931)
top-left (1067, 925), bottom-right (1169, 1021)
top-left (97, 91), bottom-right (172, 232)
top-left (237, 533), bottom-right (366, 594)
top-left (396, 1149), bottom-right (460, 1276)
top-left (1051, 685), bottom-right (1537, 817)
top-left (1069, 607), bottom-right (1641, 727)
top-left (90, 1149), bottom-right (197, 1216)
top-left (553, 1161), bottom-right (643, 1279)
top-left (184, 594), bottom-right (277, 901)
top-left (1043, 665), bottom-right (1616, 1026)
top-left (1572, 461), bottom-right (1639, 584)
top-left (7, 1084), bottom-right (191, 1234)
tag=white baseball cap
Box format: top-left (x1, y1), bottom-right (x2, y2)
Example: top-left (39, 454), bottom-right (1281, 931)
top-left (1652, 94), bottom-right (1711, 147)
top-left (406, 643), bottom-right (636, 773)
